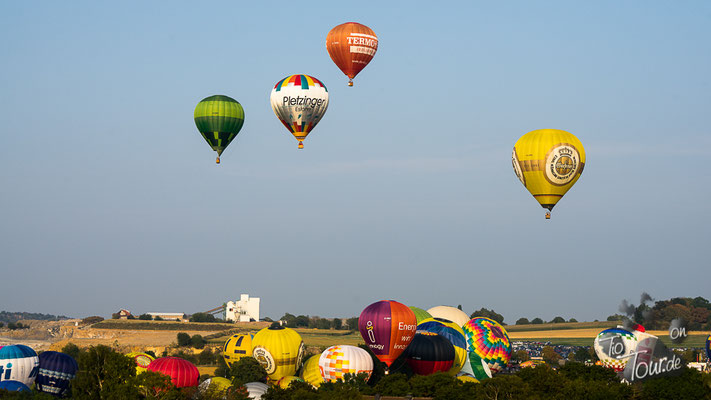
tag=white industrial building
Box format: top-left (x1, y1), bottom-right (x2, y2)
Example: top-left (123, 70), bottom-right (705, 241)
top-left (225, 294), bottom-right (260, 322)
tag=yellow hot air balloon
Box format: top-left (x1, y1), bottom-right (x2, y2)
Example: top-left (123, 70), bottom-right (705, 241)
top-left (276, 375), bottom-right (304, 389)
top-left (299, 355), bottom-right (325, 388)
top-left (512, 129), bottom-right (586, 219)
top-left (223, 333), bottom-right (253, 368)
top-left (251, 326), bottom-right (305, 382)
top-left (126, 352), bottom-right (154, 374)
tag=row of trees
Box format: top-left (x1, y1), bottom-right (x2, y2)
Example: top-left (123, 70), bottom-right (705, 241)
top-left (278, 314), bottom-right (358, 330)
top-left (514, 317), bottom-right (578, 325)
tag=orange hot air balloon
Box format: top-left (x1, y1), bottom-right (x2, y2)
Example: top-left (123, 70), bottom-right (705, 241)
top-left (326, 22), bottom-right (378, 86)
top-left (358, 300), bottom-right (417, 373)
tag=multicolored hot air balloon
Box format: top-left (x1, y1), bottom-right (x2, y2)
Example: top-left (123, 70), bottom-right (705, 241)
top-left (270, 74), bottom-right (329, 149)
top-left (405, 332), bottom-right (456, 376)
top-left (326, 22), bottom-right (378, 86)
top-left (251, 325), bottom-right (305, 382)
top-left (409, 307), bottom-right (432, 324)
top-left (126, 352), bottom-right (154, 374)
top-left (147, 357), bottom-right (199, 388)
top-left (300, 355), bottom-right (325, 388)
top-left (194, 95), bottom-right (245, 164)
top-left (0, 345), bottom-right (39, 387)
top-left (593, 328), bottom-right (638, 372)
top-left (359, 300), bottom-right (417, 372)
top-left (223, 333), bottom-right (253, 368)
top-left (462, 318), bottom-right (512, 374)
top-left (706, 334), bottom-right (710, 363)
top-left (36, 351), bottom-right (78, 396)
top-left (417, 317), bottom-right (468, 375)
top-left (318, 345), bottom-right (373, 382)
top-left (512, 129), bottom-right (586, 219)
top-left (426, 306), bottom-right (470, 328)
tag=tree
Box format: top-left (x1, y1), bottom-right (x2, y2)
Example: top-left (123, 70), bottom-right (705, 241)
top-left (294, 315), bottom-right (310, 328)
top-left (71, 345), bottom-right (139, 399)
top-left (470, 308), bottom-right (505, 324)
top-left (229, 356), bottom-right (267, 385)
top-left (346, 317), bottom-right (358, 330)
top-left (531, 317), bottom-right (544, 324)
top-left (316, 318), bottom-right (332, 330)
top-left (62, 342), bottom-right (81, 359)
top-left (154, 315), bottom-right (163, 321)
top-left (511, 349), bottom-right (530, 363)
top-left (515, 317), bottom-right (530, 325)
top-left (332, 318), bottom-right (343, 330)
top-left (569, 318), bottom-right (578, 323)
top-left (177, 332), bottom-right (191, 346)
top-left (280, 313), bottom-right (296, 326)
top-left (607, 314), bottom-right (625, 321)
top-left (190, 312), bottom-right (217, 323)
top-left (541, 346), bottom-right (562, 365)
top-left (549, 316), bottom-right (566, 323)
top-left (573, 347), bottom-right (590, 362)
top-left (191, 334), bottom-right (205, 349)
top-left (138, 313), bottom-right (152, 320)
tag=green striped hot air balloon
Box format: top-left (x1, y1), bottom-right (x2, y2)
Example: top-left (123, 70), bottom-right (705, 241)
top-left (194, 95), bottom-right (245, 164)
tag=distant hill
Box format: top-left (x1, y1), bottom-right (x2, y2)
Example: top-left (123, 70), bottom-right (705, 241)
top-left (0, 310), bottom-right (70, 324)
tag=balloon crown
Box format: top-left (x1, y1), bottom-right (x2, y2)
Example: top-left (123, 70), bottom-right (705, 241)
top-left (558, 147), bottom-right (573, 156)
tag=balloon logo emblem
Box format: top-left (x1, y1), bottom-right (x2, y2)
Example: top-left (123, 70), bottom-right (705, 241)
top-left (545, 145), bottom-right (580, 185)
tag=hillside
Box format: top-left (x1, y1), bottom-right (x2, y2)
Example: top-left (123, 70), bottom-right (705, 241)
top-left (0, 310), bottom-right (70, 324)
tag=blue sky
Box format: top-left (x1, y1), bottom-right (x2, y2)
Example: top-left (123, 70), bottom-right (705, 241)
top-left (1, 1), bottom-right (709, 323)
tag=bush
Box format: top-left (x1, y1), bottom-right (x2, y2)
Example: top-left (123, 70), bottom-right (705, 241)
top-left (138, 314), bottom-right (152, 320)
top-left (516, 317), bottom-right (530, 325)
top-left (81, 316), bottom-right (104, 325)
top-left (153, 316), bottom-right (163, 321)
top-left (191, 334), bottom-right (206, 349)
top-left (62, 342), bottom-right (81, 359)
top-left (531, 317), bottom-right (544, 324)
top-left (190, 313), bottom-right (217, 323)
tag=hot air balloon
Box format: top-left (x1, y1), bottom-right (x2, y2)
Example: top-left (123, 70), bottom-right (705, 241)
top-left (223, 333), bottom-right (253, 368)
top-left (426, 306), bottom-right (470, 328)
top-left (244, 382), bottom-right (269, 400)
top-left (251, 325), bottom-right (305, 382)
top-left (358, 300), bottom-right (417, 373)
top-left (318, 345), bottom-right (374, 382)
top-left (417, 317), bottom-right (468, 375)
top-left (0, 345), bottom-right (39, 387)
top-left (405, 332), bottom-right (456, 375)
top-left (409, 307), bottom-right (432, 324)
top-left (462, 318), bottom-right (512, 374)
top-left (194, 95), bottom-right (245, 164)
top-left (0, 380), bottom-right (30, 392)
top-left (706, 334), bottom-right (710, 363)
top-left (270, 74), bottom-right (329, 149)
top-left (593, 328), bottom-right (638, 372)
top-left (197, 377), bottom-right (232, 398)
top-left (300, 355), bottom-right (325, 388)
top-left (512, 129), bottom-right (586, 219)
top-left (126, 352), bottom-right (154, 374)
top-left (35, 351), bottom-right (78, 396)
top-left (326, 22), bottom-right (378, 86)
top-left (147, 357), bottom-right (199, 388)
top-left (276, 375), bottom-right (304, 389)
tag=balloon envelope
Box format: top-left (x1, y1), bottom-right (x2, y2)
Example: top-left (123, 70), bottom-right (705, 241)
top-left (0, 380), bottom-right (30, 392)
top-left (417, 317), bottom-right (468, 375)
top-left (318, 345), bottom-right (373, 382)
top-left (300, 355), bottom-right (325, 388)
top-left (197, 377), bottom-right (232, 397)
top-left (409, 307), bottom-right (432, 324)
top-left (244, 381), bottom-right (269, 400)
top-left (147, 357), bottom-right (199, 388)
top-left (706, 335), bottom-right (710, 362)
top-left (462, 318), bottom-right (512, 374)
top-left (405, 333), bottom-right (455, 376)
top-left (326, 22), bottom-right (378, 85)
top-left (512, 129), bottom-right (585, 215)
top-left (270, 74), bottom-right (329, 149)
top-left (126, 352), bottom-right (154, 374)
top-left (593, 328), bottom-right (638, 372)
top-left (36, 351), bottom-right (78, 396)
top-left (276, 375), bottom-right (304, 389)
top-left (359, 300), bottom-right (417, 368)
top-left (251, 326), bottom-right (305, 381)
top-left (194, 95), bottom-right (245, 162)
top-left (426, 306), bottom-right (470, 328)
top-left (0, 345), bottom-right (39, 387)
top-left (223, 333), bottom-right (253, 368)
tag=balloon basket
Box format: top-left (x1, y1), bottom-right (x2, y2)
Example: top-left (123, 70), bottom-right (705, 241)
top-left (298, 141), bottom-right (304, 149)
top-left (348, 81), bottom-right (353, 87)
top-left (545, 211), bottom-right (551, 220)
top-left (216, 157), bottom-right (220, 164)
